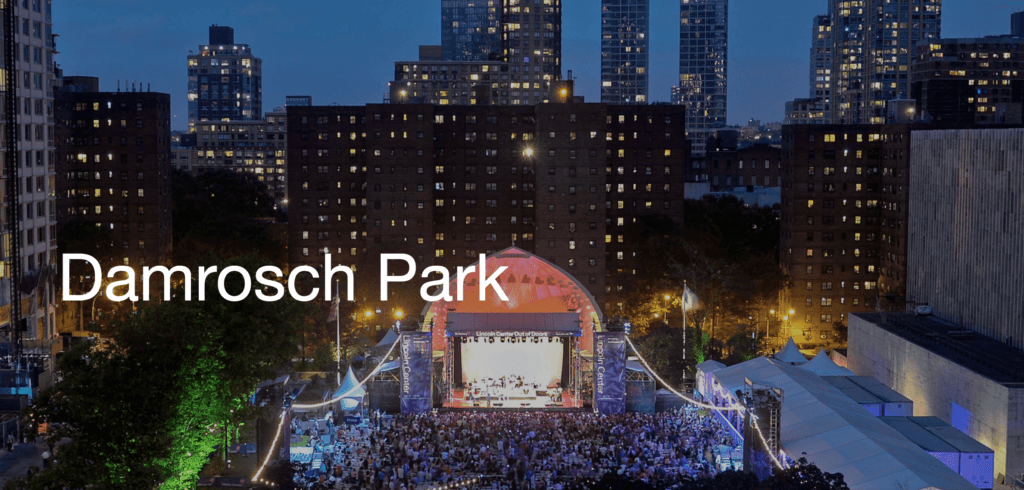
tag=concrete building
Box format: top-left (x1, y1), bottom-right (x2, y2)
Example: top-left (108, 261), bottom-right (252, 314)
top-left (676, 0), bottom-right (728, 157)
top-left (830, 0), bottom-right (941, 124)
top-left (600, 0), bottom-right (649, 104)
top-left (186, 25), bottom-right (262, 131)
top-left (780, 124), bottom-right (911, 342)
top-left (784, 98), bottom-right (830, 125)
top-left (441, 0), bottom-right (501, 62)
top-left (0, 0), bottom-right (59, 340)
top-left (54, 77), bottom-right (173, 272)
top-left (705, 142), bottom-right (782, 192)
top-left (392, 0), bottom-right (562, 107)
top-left (849, 312), bottom-right (1024, 485)
top-left (810, 15), bottom-right (832, 108)
top-left (286, 99), bottom-right (688, 313)
top-left (907, 128), bottom-right (1024, 351)
top-left (910, 36), bottom-right (1024, 125)
top-left (1012, 10), bottom-right (1023, 38)
top-left (192, 120), bottom-right (285, 202)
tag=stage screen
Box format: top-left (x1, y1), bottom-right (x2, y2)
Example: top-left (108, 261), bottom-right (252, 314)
top-left (461, 341), bottom-right (564, 387)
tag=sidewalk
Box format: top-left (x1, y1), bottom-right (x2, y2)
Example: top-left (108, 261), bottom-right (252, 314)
top-left (0, 442), bottom-right (46, 485)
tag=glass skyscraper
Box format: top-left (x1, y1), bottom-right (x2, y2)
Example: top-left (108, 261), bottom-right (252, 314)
top-left (442, 0), bottom-right (502, 62)
top-left (677, 0), bottom-right (728, 156)
top-left (601, 0), bottom-right (649, 104)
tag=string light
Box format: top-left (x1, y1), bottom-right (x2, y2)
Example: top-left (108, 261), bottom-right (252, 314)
top-left (624, 335), bottom-right (786, 470)
top-left (253, 336), bottom-right (400, 480)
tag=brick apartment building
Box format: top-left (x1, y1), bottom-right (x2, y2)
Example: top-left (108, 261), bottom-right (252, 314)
top-left (780, 124), bottom-right (911, 342)
top-left (55, 77), bottom-right (173, 270)
top-left (286, 96), bottom-right (688, 313)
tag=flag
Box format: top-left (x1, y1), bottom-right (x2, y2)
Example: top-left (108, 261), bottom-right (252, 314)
top-left (327, 292), bottom-right (339, 322)
top-left (681, 284), bottom-right (700, 313)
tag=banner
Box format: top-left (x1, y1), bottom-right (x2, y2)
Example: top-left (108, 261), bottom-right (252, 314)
top-left (593, 331), bottom-right (626, 414)
top-left (400, 330), bottom-right (432, 414)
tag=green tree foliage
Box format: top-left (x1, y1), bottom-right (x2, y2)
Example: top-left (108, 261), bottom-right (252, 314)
top-left (172, 169), bottom-right (283, 266)
top-left (6, 256), bottom-right (309, 490)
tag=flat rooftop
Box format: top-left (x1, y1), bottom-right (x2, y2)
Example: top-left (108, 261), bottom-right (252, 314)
top-left (855, 313), bottom-right (1024, 385)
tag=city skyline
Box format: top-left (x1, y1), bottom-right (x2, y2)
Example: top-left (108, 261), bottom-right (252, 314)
top-left (55, 0), bottom-right (1022, 130)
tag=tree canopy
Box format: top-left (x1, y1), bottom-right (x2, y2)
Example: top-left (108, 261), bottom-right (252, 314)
top-left (6, 256), bottom-right (309, 490)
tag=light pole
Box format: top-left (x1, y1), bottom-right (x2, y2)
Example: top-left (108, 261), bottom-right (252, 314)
top-left (335, 280), bottom-right (341, 387)
top-left (767, 309), bottom-right (775, 347)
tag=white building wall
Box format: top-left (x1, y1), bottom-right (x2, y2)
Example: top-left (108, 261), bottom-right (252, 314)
top-left (849, 314), bottom-right (1024, 483)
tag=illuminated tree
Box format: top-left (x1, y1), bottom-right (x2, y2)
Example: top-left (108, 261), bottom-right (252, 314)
top-left (6, 256), bottom-right (309, 490)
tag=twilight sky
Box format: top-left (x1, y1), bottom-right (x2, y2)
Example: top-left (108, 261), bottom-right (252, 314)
top-left (56, 1), bottom-right (1020, 130)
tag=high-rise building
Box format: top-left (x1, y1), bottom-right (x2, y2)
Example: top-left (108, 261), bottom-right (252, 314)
top-left (831, 0), bottom-right (941, 124)
top-left (191, 120), bottom-right (286, 202)
top-left (186, 25), bottom-right (262, 132)
top-left (910, 36), bottom-right (1024, 125)
top-left (286, 98), bottom-right (688, 312)
top-left (862, 0), bottom-right (942, 123)
top-left (500, 0), bottom-right (562, 105)
top-left (392, 0), bottom-right (562, 107)
top-left (600, 0), bottom-right (649, 104)
top-left (780, 124), bottom-right (911, 341)
top-left (1, 0), bottom-right (58, 340)
top-left (1014, 11), bottom-right (1024, 37)
top-left (811, 15), bottom-right (833, 106)
top-left (55, 76), bottom-right (173, 276)
top-left (677, 0), bottom-right (728, 156)
top-left (442, 0), bottom-right (501, 62)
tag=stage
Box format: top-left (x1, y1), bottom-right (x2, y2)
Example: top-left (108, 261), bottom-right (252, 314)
top-left (444, 388), bottom-right (583, 410)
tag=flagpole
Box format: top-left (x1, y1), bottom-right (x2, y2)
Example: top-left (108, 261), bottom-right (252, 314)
top-left (335, 280), bottom-right (341, 387)
top-left (682, 281), bottom-right (687, 360)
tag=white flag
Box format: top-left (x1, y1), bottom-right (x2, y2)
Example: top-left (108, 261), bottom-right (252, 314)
top-left (681, 284), bottom-right (700, 313)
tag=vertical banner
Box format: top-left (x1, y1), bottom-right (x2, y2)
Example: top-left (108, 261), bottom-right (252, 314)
top-left (593, 331), bottom-right (626, 414)
top-left (400, 330), bottom-right (432, 414)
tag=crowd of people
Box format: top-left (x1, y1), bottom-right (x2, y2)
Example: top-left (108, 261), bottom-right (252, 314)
top-left (297, 407), bottom-right (736, 490)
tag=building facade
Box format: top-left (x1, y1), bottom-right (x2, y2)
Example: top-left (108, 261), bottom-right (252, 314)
top-left (677, 0), bottom-right (728, 156)
top-left (393, 0), bottom-right (562, 107)
top-left (910, 36), bottom-right (1024, 125)
top-left (55, 78), bottom-right (173, 273)
top-left (186, 25), bottom-right (262, 131)
top-left (1, 0), bottom-right (58, 339)
top-left (906, 128), bottom-right (1024, 351)
top-left (810, 15), bottom-right (833, 109)
top-left (192, 120), bottom-right (285, 202)
top-left (286, 100), bottom-right (688, 313)
top-left (600, 0), bottom-right (649, 105)
top-left (831, 0), bottom-right (941, 124)
top-left (780, 124), bottom-right (911, 341)
top-left (705, 143), bottom-right (782, 192)
top-left (442, 0), bottom-right (502, 62)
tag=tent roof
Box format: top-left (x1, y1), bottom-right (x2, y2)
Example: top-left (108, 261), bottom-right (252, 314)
top-left (696, 360), bottom-right (727, 374)
top-left (332, 366), bottom-right (365, 400)
top-left (447, 312), bottom-right (581, 334)
top-left (800, 350), bottom-right (855, 376)
top-left (774, 337), bottom-right (807, 364)
top-left (378, 360), bottom-right (400, 372)
top-left (374, 329), bottom-right (399, 348)
top-left (710, 357), bottom-right (976, 490)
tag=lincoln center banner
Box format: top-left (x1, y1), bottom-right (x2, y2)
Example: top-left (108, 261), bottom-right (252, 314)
top-left (593, 331), bottom-right (626, 414)
top-left (400, 330), bottom-right (432, 414)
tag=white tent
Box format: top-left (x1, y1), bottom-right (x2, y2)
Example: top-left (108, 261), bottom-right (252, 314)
top-left (332, 366), bottom-right (365, 410)
top-left (800, 350), bottom-right (855, 376)
top-left (774, 337), bottom-right (808, 364)
top-left (375, 329), bottom-right (399, 348)
top-left (710, 358), bottom-right (976, 490)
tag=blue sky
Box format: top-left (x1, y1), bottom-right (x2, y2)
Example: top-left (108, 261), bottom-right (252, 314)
top-left (56, 1), bottom-right (1020, 130)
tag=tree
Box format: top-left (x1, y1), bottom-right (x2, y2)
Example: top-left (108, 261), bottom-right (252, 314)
top-left (172, 170), bottom-right (283, 267)
top-left (6, 256), bottom-right (310, 490)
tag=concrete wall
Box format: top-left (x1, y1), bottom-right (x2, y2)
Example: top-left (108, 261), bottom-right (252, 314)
top-left (907, 128), bottom-right (1024, 351)
top-left (849, 314), bottom-right (1024, 483)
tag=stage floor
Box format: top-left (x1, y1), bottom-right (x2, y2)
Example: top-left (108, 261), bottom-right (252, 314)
top-left (445, 388), bottom-right (582, 409)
